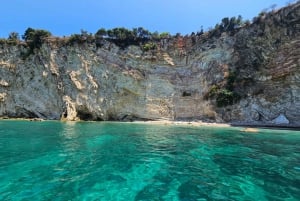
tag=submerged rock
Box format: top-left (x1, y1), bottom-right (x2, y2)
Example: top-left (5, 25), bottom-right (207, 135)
top-left (242, 128), bottom-right (259, 133)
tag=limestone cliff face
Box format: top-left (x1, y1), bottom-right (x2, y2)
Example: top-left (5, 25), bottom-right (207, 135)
top-left (0, 3), bottom-right (299, 126)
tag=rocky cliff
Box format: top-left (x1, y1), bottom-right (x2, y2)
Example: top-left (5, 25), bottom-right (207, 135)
top-left (0, 2), bottom-right (299, 126)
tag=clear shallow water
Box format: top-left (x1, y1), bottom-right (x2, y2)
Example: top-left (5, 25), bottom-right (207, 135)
top-left (0, 121), bottom-right (299, 201)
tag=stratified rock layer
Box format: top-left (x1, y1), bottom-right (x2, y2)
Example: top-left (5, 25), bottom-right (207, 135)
top-left (0, 3), bottom-right (299, 126)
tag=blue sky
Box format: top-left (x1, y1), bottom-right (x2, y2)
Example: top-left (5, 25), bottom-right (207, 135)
top-left (0, 0), bottom-right (292, 38)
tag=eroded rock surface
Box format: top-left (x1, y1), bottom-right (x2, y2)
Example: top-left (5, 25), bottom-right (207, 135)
top-left (0, 3), bottom-right (299, 126)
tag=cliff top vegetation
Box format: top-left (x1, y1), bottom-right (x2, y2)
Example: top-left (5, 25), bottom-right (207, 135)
top-left (0, 0), bottom-right (298, 56)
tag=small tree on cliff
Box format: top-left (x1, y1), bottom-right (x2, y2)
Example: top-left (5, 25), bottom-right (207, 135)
top-left (22, 28), bottom-right (51, 47)
top-left (22, 28), bottom-right (35, 41)
top-left (7, 32), bottom-right (20, 45)
top-left (95, 28), bottom-right (107, 38)
top-left (22, 28), bottom-right (51, 56)
top-left (8, 32), bottom-right (19, 41)
top-left (95, 28), bottom-right (107, 47)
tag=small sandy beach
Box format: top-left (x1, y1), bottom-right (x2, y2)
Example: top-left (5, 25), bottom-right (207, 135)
top-left (131, 120), bottom-right (231, 128)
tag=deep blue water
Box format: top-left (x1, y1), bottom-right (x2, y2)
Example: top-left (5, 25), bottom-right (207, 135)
top-left (0, 120), bottom-right (299, 201)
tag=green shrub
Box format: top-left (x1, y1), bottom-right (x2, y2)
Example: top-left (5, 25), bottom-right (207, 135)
top-left (67, 34), bottom-right (84, 44)
top-left (226, 71), bottom-right (237, 90)
top-left (94, 27), bottom-right (172, 48)
top-left (206, 84), bottom-right (220, 98)
top-left (143, 42), bottom-right (156, 51)
top-left (67, 30), bottom-right (94, 45)
top-left (0, 38), bottom-right (7, 45)
top-left (7, 32), bottom-right (20, 45)
top-left (95, 28), bottom-right (107, 38)
top-left (159, 32), bottom-right (170, 39)
top-left (216, 89), bottom-right (240, 107)
top-left (206, 84), bottom-right (240, 107)
top-left (22, 28), bottom-right (51, 56)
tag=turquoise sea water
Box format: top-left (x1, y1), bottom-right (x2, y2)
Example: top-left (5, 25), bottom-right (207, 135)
top-left (0, 121), bottom-right (299, 201)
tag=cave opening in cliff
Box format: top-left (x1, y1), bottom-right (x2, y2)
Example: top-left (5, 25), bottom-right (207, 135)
top-left (63, 112), bottom-right (67, 118)
top-left (182, 91), bottom-right (192, 97)
top-left (77, 110), bottom-right (94, 121)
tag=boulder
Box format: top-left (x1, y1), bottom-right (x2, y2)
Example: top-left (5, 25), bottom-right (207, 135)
top-left (272, 114), bottom-right (289, 124)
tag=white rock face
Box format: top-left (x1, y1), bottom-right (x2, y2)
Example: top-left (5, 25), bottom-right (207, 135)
top-left (0, 93), bottom-right (7, 102)
top-left (0, 80), bottom-right (9, 87)
top-left (61, 96), bottom-right (78, 121)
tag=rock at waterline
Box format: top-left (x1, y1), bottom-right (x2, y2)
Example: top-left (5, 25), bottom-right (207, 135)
top-left (272, 114), bottom-right (289, 124)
